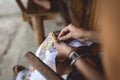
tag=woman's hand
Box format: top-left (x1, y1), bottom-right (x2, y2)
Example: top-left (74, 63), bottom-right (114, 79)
top-left (58, 24), bottom-right (100, 43)
top-left (54, 41), bottom-right (73, 61)
top-left (58, 24), bottom-right (88, 41)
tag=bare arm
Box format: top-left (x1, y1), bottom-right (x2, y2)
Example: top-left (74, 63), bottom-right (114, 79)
top-left (70, 55), bottom-right (104, 80)
top-left (54, 42), bottom-right (103, 80)
top-left (79, 30), bottom-right (100, 43)
top-left (58, 24), bottom-right (100, 43)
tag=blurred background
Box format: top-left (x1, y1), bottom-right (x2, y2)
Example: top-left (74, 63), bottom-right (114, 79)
top-left (0, 0), bottom-right (64, 80)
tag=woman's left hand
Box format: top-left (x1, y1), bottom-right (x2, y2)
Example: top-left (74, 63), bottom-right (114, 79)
top-left (54, 41), bottom-right (73, 61)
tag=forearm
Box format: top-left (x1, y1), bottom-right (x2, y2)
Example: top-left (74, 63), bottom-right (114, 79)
top-left (86, 31), bottom-right (100, 43)
top-left (78, 29), bottom-right (100, 43)
top-left (74, 57), bottom-right (104, 80)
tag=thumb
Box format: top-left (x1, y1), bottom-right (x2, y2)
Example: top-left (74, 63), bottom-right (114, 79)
top-left (59, 33), bottom-right (72, 40)
top-left (53, 40), bottom-right (58, 46)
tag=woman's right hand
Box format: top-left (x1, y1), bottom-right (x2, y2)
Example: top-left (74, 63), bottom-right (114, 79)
top-left (58, 24), bottom-right (88, 42)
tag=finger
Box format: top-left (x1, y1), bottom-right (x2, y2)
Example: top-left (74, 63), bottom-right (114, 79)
top-left (58, 26), bottom-right (69, 38)
top-left (53, 41), bottom-right (62, 49)
top-left (53, 40), bottom-right (58, 47)
top-left (58, 24), bottom-right (73, 38)
top-left (78, 39), bottom-right (86, 42)
top-left (59, 32), bottom-right (72, 40)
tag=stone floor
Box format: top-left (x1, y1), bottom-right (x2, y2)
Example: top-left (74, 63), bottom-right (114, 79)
top-left (0, 15), bottom-right (37, 80)
top-left (0, 0), bottom-right (64, 80)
